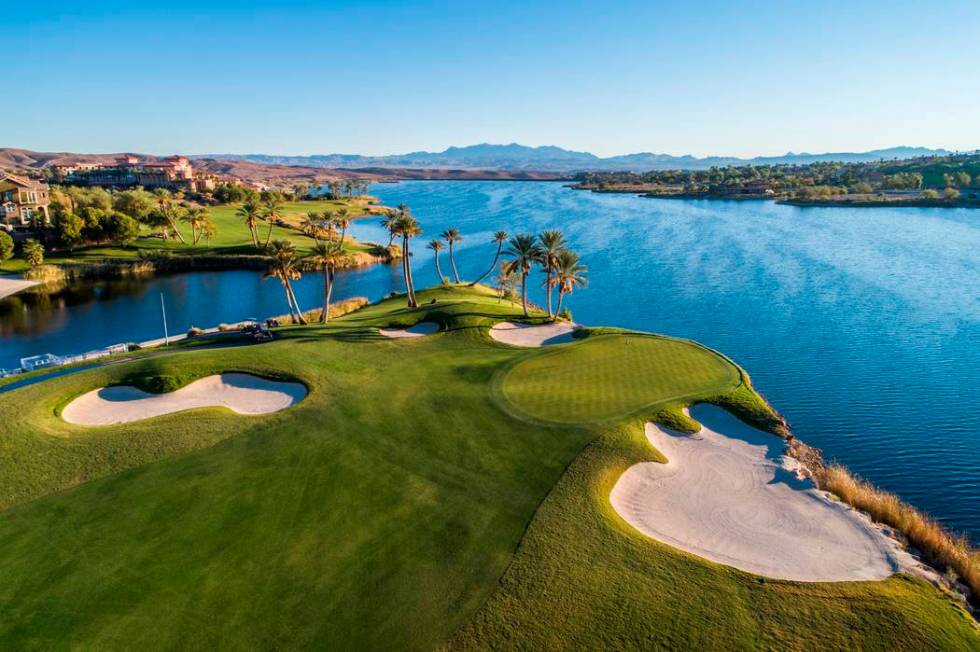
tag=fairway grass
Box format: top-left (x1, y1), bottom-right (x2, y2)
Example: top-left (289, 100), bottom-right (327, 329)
top-left (0, 285), bottom-right (975, 649)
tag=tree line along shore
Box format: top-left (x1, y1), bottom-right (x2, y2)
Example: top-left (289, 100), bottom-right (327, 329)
top-left (571, 151), bottom-right (980, 206)
top-left (0, 181), bottom-right (399, 285)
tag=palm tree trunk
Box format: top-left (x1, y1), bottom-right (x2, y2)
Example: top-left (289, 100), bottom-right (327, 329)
top-left (169, 219), bottom-right (187, 244)
top-left (434, 250), bottom-right (446, 283)
top-left (282, 281), bottom-right (298, 322)
top-left (264, 222), bottom-right (274, 247)
top-left (325, 267), bottom-right (335, 321)
top-left (521, 270), bottom-right (529, 317)
top-left (556, 288), bottom-right (565, 317)
top-left (251, 225), bottom-right (258, 247)
top-left (401, 235), bottom-right (414, 307)
top-left (469, 243), bottom-right (502, 286)
top-left (320, 267), bottom-right (330, 322)
top-left (340, 224), bottom-right (347, 246)
top-left (286, 280), bottom-right (307, 324)
top-left (449, 242), bottom-right (460, 283)
top-left (545, 271), bottom-right (554, 319)
top-left (404, 236), bottom-right (418, 308)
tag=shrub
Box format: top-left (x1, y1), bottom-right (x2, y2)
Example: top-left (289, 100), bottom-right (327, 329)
top-left (0, 231), bottom-right (13, 262)
top-left (22, 239), bottom-right (44, 268)
top-left (187, 327), bottom-right (204, 337)
top-left (124, 374), bottom-right (184, 394)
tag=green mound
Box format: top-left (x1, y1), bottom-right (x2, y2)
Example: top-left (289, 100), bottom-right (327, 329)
top-left (0, 285), bottom-right (974, 649)
top-left (496, 334), bottom-right (739, 424)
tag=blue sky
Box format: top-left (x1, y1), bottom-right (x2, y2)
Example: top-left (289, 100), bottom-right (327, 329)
top-left (7, 0), bottom-right (980, 157)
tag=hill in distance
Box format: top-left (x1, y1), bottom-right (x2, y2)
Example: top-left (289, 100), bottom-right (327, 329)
top-left (197, 143), bottom-right (956, 172)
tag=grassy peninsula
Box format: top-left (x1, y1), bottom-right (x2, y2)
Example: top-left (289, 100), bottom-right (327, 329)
top-left (0, 285), bottom-right (975, 649)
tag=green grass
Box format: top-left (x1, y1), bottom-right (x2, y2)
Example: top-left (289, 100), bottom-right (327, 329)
top-left (0, 285), bottom-right (975, 649)
top-left (496, 333), bottom-right (739, 425)
top-left (0, 199), bottom-right (380, 273)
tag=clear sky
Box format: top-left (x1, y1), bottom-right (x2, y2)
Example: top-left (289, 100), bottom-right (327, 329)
top-left (8, 0), bottom-right (980, 157)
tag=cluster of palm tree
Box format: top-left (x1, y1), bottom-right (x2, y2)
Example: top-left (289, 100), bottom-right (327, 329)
top-left (501, 230), bottom-right (587, 319)
top-left (324, 179), bottom-right (370, 198)
top-left (180, 206), bottom-right (215, 245)
top-left (265, 237), bottom-right (354, 325)
top-left (300, 207), bottom-right (352, 245)
top-left (426, 227), bottom-right (464, 284)
top-left (235, 195), bottom-right (288, 247)
top-left (380, 207), bottom-right (586, 316)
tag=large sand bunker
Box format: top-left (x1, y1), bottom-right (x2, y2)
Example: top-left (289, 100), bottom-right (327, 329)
top-left (610, 405), bottom-right (906, 582)
top-left (489, 321), bottom-right (579, 347)
top-left (62, 373), bottom-right (306, 426)
top-left (379, 322), bottom-right (441, 338)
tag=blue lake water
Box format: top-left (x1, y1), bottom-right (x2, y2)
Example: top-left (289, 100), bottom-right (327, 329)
top-left (1, 181), bottom-right (978, 541)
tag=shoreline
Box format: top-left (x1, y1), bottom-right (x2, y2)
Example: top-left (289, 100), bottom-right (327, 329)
top-left (568, 184), bottom-right (980, 208)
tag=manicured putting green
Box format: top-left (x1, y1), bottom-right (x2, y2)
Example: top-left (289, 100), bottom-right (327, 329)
top-left (497, 334), bottom-right (739, 424)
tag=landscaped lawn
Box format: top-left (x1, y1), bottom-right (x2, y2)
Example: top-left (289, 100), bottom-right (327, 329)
top-left (0, 285), bottom-right (975, 649)
top-left (0, 198), bottom-right (383, 273)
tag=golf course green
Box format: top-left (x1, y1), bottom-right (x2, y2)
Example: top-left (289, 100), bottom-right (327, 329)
top-left (0, 285), bottom-right (975, 649)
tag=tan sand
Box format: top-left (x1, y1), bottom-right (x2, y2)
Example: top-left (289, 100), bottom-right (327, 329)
top-left (379, 322), bottom-right (440, 338)
top-left (62, 373), bottom-right (306, 426)
top-left (489, 321), bottom-right (579, 347)
top-left (610, 404), bottom-right (916, 582)
top-left (0, 276), bottom-right (39, 300)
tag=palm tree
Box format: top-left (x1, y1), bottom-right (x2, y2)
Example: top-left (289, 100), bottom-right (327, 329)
top-left (152, 189), bottom-right (187, 244)
top-left (306, 241), bottom-right (349, 322)
top-left (236, 201), bottom-right (261, 246)
top-left (332, 207), bottom-right (352, 245)
top-left (495, 263), bottom-right (517, 305)
top-left (181, 207), bottom-right (209, 245)
top-left (393, 211), bottom-right (421, 307)
top-left (22, 239), bottom-right (44, 268)
top-left (201, 217), bottom-right (217, 245)
top-left (266, 239), bottom-right (307, 324)
top-left (554, 249), bottom-right (587, 317)
top-left (470, 230), bottom-right (508, 286)
top-left (503, 233), bottom-right (543, 317)
top-left (440, 227), bottom-right (463, 283)
top-left (427, 239), bottom-right (447, 284)
top-left (538, 229), bottom-right (566, 319)
top-left (262, 195), bottom-right (284, 246)
top-left (301, 212), bottom-right (322, 241)
top-left (380, 209), bottom-right (399, 249)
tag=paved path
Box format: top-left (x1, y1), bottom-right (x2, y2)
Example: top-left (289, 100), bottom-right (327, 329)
top-left (0, 276), bottom-right (39, 300)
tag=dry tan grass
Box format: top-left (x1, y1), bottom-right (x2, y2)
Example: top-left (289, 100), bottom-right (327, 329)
top-left (274, 296), bottom-right (369, 324)
top-left (818, 464), bottom-right (979, 602)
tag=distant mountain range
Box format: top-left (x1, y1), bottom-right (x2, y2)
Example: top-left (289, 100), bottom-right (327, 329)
top-left (196, 143), bottom-right (956, 173)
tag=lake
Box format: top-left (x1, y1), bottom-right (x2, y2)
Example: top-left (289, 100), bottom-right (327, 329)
top-left (1, 181), bottom-right (978, 541)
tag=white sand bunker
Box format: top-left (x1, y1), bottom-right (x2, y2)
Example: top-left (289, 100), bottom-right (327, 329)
top-left (62, 373), bottom-right (307, 426)
top-left (379, 322), bottom-right (441, 338)
top-left (611, 405), bottom-right (907, 582)
top-left (489, 321), bottom-right (579, 347)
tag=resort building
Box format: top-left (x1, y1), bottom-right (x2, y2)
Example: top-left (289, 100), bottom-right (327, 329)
top-left (60, 155), bottom-right (217, 193)
top-left (0, 173), bottom-right (51, 228)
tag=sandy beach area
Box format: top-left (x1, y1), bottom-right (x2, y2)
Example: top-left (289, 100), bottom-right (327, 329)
top-left (610, 404), bottom-right (915, 582)
top-left (62, 373), bottom-right (306, 426)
